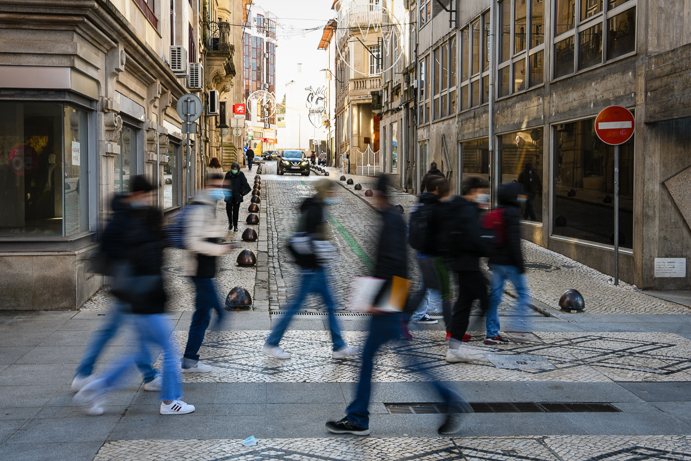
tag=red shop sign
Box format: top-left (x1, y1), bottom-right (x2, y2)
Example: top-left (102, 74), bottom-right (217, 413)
top-left (233, 104), bottom-right (246, 115)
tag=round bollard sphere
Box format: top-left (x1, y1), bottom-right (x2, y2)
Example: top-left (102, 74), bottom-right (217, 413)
top-left (325, 172), bottom-right (330, 176)
top-left (354, 183), bottom-right (362, 191)
top-left (246, 213), bottom-right (259, 224)
top-left (559, 289), bottom-right (585, 312)
top-left (237, 249), bottom-right (257, 267)
top-left (248, 203), bottom-right (259, 213)
top-left (340, 175), bottom-right (346, 181)
top-left (365, 189), bottom-right (373, 197)
top-left (346, 178), bottom-right (354, 185)
top-left (251, 195), bottom-right (261, 204)
top-left (242, 228), bottom-right (258, 242)
top-left (225, 287), bottom-right (252, 310)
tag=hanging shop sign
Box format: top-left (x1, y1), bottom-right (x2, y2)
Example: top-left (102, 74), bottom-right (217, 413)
top-left (233, 104), bottom-right (246, 115)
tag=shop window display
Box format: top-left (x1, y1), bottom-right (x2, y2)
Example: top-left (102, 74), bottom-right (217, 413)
top-left (553, 117), bottom-right (634, 248)
top-left (0, 101), bottom-right (88, 237)
top-left (499, 128), bottom-right (544, 223)
top-left (461, 138), bottom-right (490, 185)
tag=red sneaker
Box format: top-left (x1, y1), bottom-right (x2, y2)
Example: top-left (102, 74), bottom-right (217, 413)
top-left (445, 332), bottom-right (451, 340)
top-left (463, 334), bottom-right (472, 342)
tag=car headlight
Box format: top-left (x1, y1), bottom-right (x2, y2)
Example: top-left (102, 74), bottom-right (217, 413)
top-left (282, 160), bottom-right (290, 165)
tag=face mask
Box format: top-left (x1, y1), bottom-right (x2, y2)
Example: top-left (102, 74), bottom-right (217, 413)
top-left (323, 198), bottom-right (341, 206)
top-left (209, 189), bottom-right (225, 201)
top-left (518, 197), bottom-right (527, 204)
top-left (131, 201), bottom-right (148, 209)
top-left (231, 169), bottom-right (238, 174)
top-left (475, 193), bottom-right (490, 204)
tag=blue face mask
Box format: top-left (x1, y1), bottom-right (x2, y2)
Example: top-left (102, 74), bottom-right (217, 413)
top-left (209, 189), bottom-right (225, 201)
top-left (131, 201), bottom-right (148, 209)
top-left (324, 198), bottom-right (341, 206)
top-left (518, 197), bottom-right (527, 204)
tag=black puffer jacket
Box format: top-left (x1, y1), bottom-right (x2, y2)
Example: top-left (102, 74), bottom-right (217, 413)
top-left (445, 196), bottom-right (486, 272)
top-left (101, 195), bottom-right (130, 265)
top-left (488, 182), bottom-right (525, 273)
top-left (224, 170), bottom-right (250, 203)
top-left (373, 205), bottom-right (408, 305)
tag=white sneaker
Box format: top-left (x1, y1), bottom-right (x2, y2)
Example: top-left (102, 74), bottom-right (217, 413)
top-left (160, 400), bottom-right (195, 415)
top-left (144, 375), bottom-right (162, 391)
top-left (181, 361), bottom-right (213, 373)
top-left (71, 374), bottom-right (94, 392)
top-left (73, 380), bottom-right (105, 416)
top-left (262, 344), bottom-right (291, 360)
top-left (332, 346), bottom-right (358, 360)
top-left (445, 347), bottom-right (483, 363)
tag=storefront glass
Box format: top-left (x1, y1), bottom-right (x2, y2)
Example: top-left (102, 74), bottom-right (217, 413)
top-left (461, 138), bottom-right (490, 185)
top-left (0, 101), bottom-right (89, 238)
top-left (553, 117), bottom-right (634, 248)
top-left (116, 126), bottom-right (136, 194)
top-left (164, 143), bottom-right (180, 209)
top-left (391, 122), bottom-right (398, 173)
top-left (499, 128), bottom-right (543, 223)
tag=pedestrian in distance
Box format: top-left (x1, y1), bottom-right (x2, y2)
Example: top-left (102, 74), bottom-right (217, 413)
top-left (439, 176), bottom-right (492, 363)
top-left (181, 174), bottom-right (235, 373)
top-left (420, 161), bottom-right (443, 193)
top-left (263, 179), bottom-right (357, 360)
top-left (326, 175), bottom-right (471, 437)
top-left (74, 176), bottom-right (195, 416)
top-left (73, 190), bottom-right (160, 393)
top-left (484, 182), bottom-right (533, 343)
top-left (224, 162), bottom-right (251, 232)
top-left (207, 157), bottom-right (224, 177)
top-left (246, 146), bottom-right (255, 171)
top-left (517, 162), bottom-right (541, 221)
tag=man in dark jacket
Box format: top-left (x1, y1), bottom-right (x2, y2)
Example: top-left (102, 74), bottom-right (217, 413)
top-left (327, 175), bottom-right (470, 437)
top-left (263, 179), bottom-right (356, 360)
top-left (517, 162), bottom-right (541, 221)
top-left (224, 162), bottom-right (250, 231)
top-left (246, 147), bottom-right (255, 170)
top-left (444, 177), bottom-right (490, 363)
top-left (420, 161), bottom-right (443, 193)
top-left (486, 182), bottom-right (532, 342)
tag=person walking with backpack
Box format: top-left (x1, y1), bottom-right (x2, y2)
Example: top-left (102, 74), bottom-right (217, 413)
top-left (484, 182), bottom-right (533, 343)
top-left (74, 176), bottom-right (194, 416)
top-left (246, 147), bottom-right (255, 171)
top-left (181, 174), bottom-right (234, 372)
top-left (441, 177), bottom-right (491, 363)
top-left (224, 162), bottom-right (250, 232)
top-left (263, 179), bottom-right (356, 360)
top-left (326, 175), bottom-right (471, 436)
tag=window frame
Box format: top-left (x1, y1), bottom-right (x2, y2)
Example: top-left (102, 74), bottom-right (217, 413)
top-left (459, 12), bottom-right (492, 112)
top-left (431, 38), bottom-right (457, 121)
top-left (369, 44), bottom-right (382, 76)
top-left (551, 0), bottom-right (637, 82)
top-left (419, 0), bottom-right (432, 28)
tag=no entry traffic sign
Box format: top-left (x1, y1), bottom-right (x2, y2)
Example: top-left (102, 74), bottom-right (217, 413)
top-left (594, 106), bottom-right (635, 145)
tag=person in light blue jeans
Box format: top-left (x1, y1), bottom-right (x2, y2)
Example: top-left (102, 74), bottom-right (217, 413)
top-left (73, 300), bottom-right (157, 390)
top-left (487, 264), bottom-right (532, 337)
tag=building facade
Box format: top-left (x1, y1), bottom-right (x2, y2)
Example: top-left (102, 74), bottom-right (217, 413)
top-left (376, 0), bottom-right (691, 290)
top-left (0, 0), bottom-right (247, 309)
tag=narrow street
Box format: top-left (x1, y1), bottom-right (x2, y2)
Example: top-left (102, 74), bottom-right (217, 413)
top-left (1, 166), bottom-right (691, 460)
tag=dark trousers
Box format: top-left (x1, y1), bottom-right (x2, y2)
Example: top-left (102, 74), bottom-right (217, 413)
top-left (248, 157), bottom-right (254, 170)
top-left (346, 313), bottom-right (470, 428)
top-left (226, 201), bottom-right (241, 229)
top-left (449, 270), bottom-right (489, 343)
top-left (184, 277), bottom-right (225, 361)
top-left (524, 195), bottom-right (537, 221)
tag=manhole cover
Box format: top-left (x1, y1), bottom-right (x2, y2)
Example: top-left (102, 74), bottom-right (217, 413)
top-left (486, 354), bottom-right (556, 370)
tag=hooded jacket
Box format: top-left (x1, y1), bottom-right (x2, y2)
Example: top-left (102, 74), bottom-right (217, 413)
top-left (224, 169), bottom-right (250, 203)
top-left (420, 168), bottom-right (443, 193)
top-left (409, 192), bottom-right (440, 256)
top-left (183, 189), bottom-right (227, 277)
top-left (444, 196), bottom-right (486, 272)
top-left (488, 182), bottom-right (525, 273)
top-left (100, 195), bottom-right (130, 264)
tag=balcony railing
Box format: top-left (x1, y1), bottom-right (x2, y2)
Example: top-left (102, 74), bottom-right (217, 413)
top-left (204, 21), bottom-right (231, 55)
top-left (352, 77), bottom-right (382, 92)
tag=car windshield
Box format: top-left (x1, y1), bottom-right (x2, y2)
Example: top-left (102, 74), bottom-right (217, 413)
top-left (282, 151), bottom-right (304, 159)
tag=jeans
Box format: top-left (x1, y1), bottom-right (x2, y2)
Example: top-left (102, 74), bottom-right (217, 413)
top-left (75, 300), bottom-right (156, 383)
top-left (266, 267), bottom-right (346, 351)
top-left (407, 257), bottom-right (453, 327)
top-left (248, 158), bottom-right (254, 170)
top-left (184, 277), bottom-right (225, 362)
top-left (226, 201), bottom-right (241, 229)
top-left (96, 313), bottom-right (182, 402)
top-left (487, 264), bottom-right (532, 336)
top-left (449, 270), bottom-right (489, 343)
top-left (346, 313), bottom-right (470, 428)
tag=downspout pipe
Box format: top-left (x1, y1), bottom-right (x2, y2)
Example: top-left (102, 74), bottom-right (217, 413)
top-left (489, 0), bottom-right (497, 206)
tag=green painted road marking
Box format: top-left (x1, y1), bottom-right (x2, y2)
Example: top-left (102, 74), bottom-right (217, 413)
top-left (300, 180), bottom-right (373, 273)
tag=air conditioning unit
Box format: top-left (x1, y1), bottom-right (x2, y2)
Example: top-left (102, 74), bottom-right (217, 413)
top-left (207, 90), bottom-right (220, 116)
top-left (188, 63), bottom-right (203, 90)
top-left (170, 46), bottom-right (187, 76)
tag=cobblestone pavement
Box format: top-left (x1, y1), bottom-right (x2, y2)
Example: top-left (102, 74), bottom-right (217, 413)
top-left (167, 330), bottom-right (691, 384)
top-left (95, 435), bottom-right (691, 460)
top-left (332, 169), bottom-right (690, 315)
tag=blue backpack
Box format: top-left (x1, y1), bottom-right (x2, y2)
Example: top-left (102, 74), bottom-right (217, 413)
top-left (165, 204), bottom-right (202, 249)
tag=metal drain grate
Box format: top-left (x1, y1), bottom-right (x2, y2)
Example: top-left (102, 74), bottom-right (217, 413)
top-left (271, 311), bottom-right (371, 317)
top-left (384, 402), bottom-right (621, 414)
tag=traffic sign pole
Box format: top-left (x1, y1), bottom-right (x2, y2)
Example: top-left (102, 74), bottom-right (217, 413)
top-left (594, 106), bottom-right (635, 287)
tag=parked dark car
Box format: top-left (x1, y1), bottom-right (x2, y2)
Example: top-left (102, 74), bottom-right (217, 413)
top-left (278, 150), bottom-right (310, 176)
top-left (263, 150), bottom-right (280, 161)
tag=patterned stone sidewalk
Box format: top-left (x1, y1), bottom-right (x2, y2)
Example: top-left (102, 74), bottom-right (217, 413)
top-left (167, 330), bottom-right (691, 384)
top-left (94, 435), bottom-right (691, 460)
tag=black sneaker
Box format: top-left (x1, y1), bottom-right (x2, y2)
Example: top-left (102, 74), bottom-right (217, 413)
top-left (325, 417), bottom-right (370, 436)
top-left (413, 314), bottom-right (439, 325)
top-left (438, 414), bottom-right (462, 435)
top-left (484, 335), bottom-right (509, 345)
top-left (233, 226), bottom-right (238, 232)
